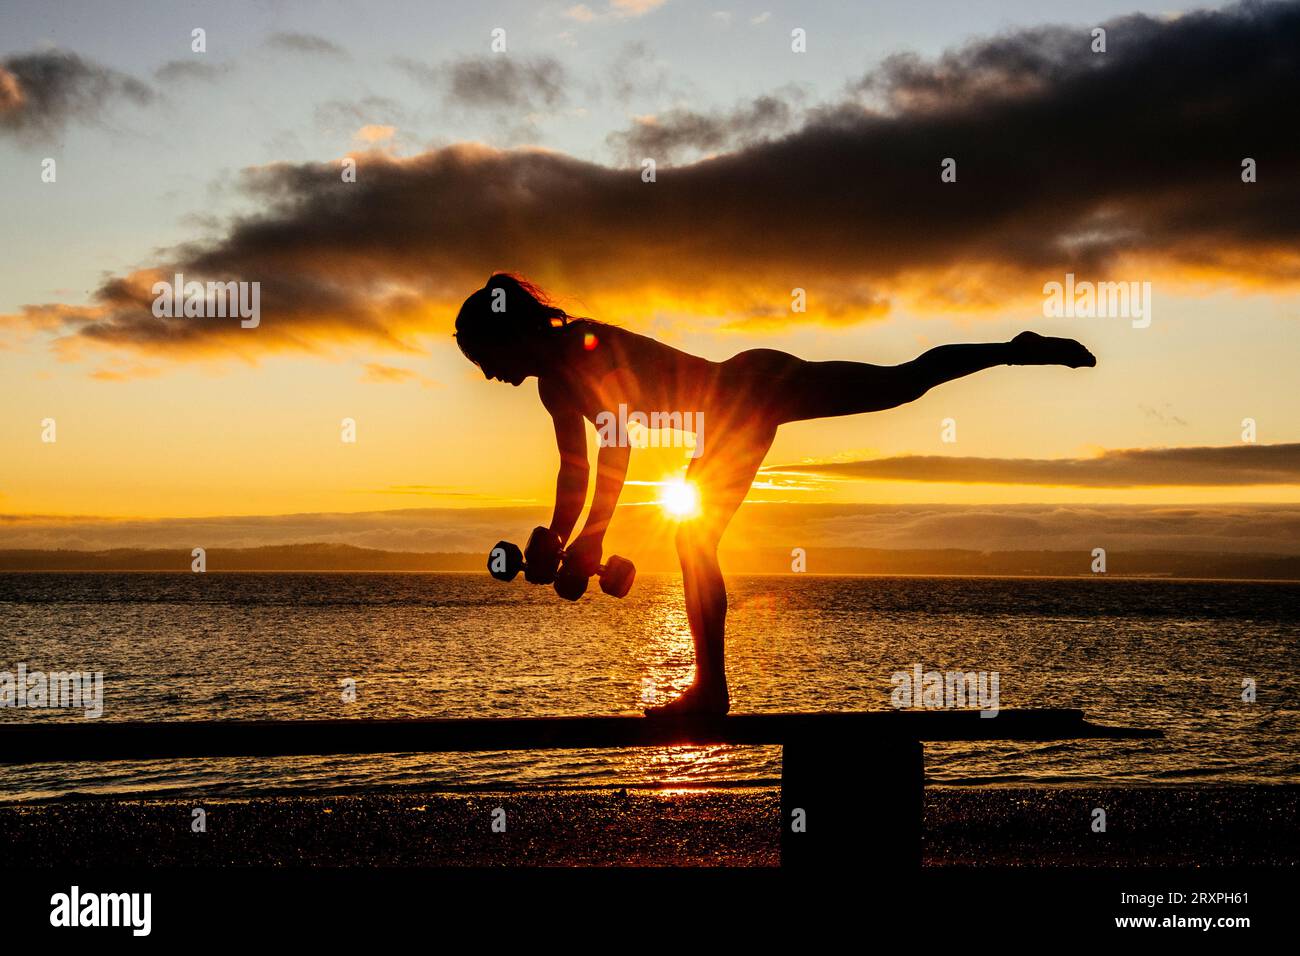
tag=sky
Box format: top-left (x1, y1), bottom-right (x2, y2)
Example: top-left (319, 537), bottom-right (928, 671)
top-left (1, 0), bottom-right (1298, 554)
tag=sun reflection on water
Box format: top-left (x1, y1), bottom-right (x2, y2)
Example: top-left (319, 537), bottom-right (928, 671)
top-left (628, 590), bottom-right (743, 781)
top-left (639, 596), bottom-right (695, 708)
top-left (637, 744), bottom-right (742, 783)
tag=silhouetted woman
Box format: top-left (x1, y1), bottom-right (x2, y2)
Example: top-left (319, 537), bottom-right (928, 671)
top-left (456, 273), bottom-right (1095, 716)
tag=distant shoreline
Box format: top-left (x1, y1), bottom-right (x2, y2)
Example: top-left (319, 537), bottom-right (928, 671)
top-left (3, 570), bottom-right (1298, 585)
top-left (2, 544), bottom-right (1297, 580)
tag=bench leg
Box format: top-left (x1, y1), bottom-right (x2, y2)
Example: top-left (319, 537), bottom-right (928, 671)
top-left (781, 738), bottom-right (923, 870)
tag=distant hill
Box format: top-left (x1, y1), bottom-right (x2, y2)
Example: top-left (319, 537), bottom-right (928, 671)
top-left (0, 543), bottom-right (1296, 579)
top-left (0, 544), bottom-right (481, 572)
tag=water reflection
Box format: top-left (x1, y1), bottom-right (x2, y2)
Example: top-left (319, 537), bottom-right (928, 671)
top-left (0, 571), bottom-right (1295, 800)
top-left (639, 596), bottom-right (695, 709)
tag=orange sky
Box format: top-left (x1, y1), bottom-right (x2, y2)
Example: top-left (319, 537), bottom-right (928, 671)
top-left (3, 2), bottom-right (1299, 525)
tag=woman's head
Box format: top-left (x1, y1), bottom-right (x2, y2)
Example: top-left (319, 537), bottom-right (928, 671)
top-left (454, 273), bottom-right (568, 385)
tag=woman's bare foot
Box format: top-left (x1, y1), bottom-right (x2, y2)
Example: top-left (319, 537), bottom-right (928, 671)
top-left (1010, 331), bottom-right (1097, 368)
top-left (644, 683), bottom-right (730, 717)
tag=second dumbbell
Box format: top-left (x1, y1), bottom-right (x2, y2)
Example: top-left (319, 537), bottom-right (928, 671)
top-left (487, 527), bottom-right (636, 601)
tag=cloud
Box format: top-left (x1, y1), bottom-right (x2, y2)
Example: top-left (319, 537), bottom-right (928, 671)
top-left (607, 93), bottom-right (799, 164)
top-left (566, 0), bottom-right (667, 21)
top-left (611, 0), bottom-right (668, 16)
top-left (396, 55), bottom-right (568, 111)
top-left (606, 41), bottom-right (671, 103)
top-left (314, 95), bottom-right (409, 130)
top-left (153, 59), bottom-right (233, 84)
top-left (1139, 402), bottom-right (1188, 427)
top-left (353, 124), bottom-right (396, 145)
top-left (0, 50), bottom-right (152, 137)
top-left (763, 443), bottom-right (1300, 488)
top-left (7, 1), bottom-right (1300, 361)
top-left (723, 287), bottom-right (890, 330)
top-left (371, 485), bottom-right (476, 496)
top-left (564, 4), bottom-right (599, 23)
top-left (266, 32), bottom-right (348, 58)
top-left (88, 359), bottom-right (163, 382)
top-left (359, 362), bottom-right (439, 386)
top-left (728, 502), bottom-right (1300, 555)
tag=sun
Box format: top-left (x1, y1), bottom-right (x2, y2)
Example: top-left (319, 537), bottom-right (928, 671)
top-left (659, 479), bottom-right (701, 519)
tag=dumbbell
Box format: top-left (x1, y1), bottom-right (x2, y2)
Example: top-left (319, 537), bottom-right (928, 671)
top-left (554, 552), bottom-right (636, 601)
top-left (487, 527), bottom-right (636, 601)
top-left (487, 526), bottom-right (563, 585)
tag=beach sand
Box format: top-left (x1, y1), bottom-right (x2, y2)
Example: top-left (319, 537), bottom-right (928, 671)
top-left (1, 786), bottom-right (1295, 867)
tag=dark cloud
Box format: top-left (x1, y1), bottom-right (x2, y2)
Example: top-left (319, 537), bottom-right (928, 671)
top-left (266, 32), bottom-right (348, 58)
top-left (763, 443), bottom-right (1300, 488)
top-left (6, 1), bottom-right (1300, 359)
top-left (0, 50), bottom-right (152, 137)
top-left (607, 93), bottom-right (798, 164)
top-left (850, 26), bottom-right (1098, 113)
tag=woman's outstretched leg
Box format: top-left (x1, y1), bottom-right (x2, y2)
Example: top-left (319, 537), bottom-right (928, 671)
top-left (741, 331), bottom-right (1096, 423)
top-left (910, 330), bottom-right (1095, 382)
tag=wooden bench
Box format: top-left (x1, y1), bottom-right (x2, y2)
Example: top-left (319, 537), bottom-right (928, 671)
top-left (0, 709), bottom-right (1158, 867)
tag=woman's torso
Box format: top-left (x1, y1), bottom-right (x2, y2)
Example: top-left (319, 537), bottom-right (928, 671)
top-left (546, 321), bottom-right (720, 422)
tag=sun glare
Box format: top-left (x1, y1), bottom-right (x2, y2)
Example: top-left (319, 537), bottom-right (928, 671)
top-left (660, 479), bottom-right (701, 519)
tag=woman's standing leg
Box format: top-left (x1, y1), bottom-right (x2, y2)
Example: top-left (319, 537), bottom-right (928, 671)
top-left (645, 422), bottom-right (777, 717)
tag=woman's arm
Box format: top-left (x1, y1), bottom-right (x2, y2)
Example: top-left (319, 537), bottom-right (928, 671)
top-left (579, 441), bottom-right (631, 541)
top-left (563, 440), bottom-right (629, 576)
top-left (537, 373), bottom-right (630, 575)
top-left (548, 405), bottom-right (589, 545)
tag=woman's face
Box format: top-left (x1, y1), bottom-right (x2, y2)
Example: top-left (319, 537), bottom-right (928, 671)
top-left (474, 341), bottom-right (531, 386)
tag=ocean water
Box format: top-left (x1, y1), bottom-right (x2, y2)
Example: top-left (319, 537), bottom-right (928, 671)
top-left (1, 572), bottom-right (1296, 802)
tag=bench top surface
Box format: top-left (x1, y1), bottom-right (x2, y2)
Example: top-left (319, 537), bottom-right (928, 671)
top-left (0, 710), bottom-right (1159, 763)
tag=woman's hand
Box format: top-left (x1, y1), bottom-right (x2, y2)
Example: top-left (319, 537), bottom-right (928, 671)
top-left (562, 532), bottom-right (604, 578)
